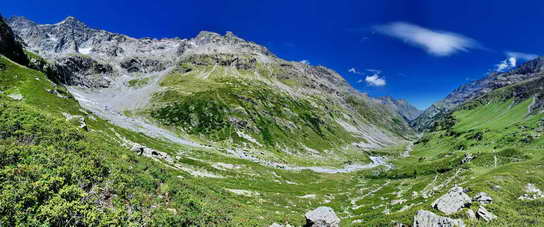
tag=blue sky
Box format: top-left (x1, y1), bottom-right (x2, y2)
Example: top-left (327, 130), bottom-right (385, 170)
top-left (3, 0), bottom-right (544, 109)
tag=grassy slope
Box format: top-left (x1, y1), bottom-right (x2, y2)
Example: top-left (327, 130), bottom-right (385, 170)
top-left (0, 56), bottom-right (236, 226)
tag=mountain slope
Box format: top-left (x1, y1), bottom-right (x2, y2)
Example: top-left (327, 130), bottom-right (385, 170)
top-left (0, 15), bottom-right (27, 65)
top-left (8, 16), bottom-right (416, 159)
top-left (0, 17), bottom-right (234, 224)
top-left (412, 57), bottom-right (544, 131)
top-left (377, 96), bottom-right (422, 121)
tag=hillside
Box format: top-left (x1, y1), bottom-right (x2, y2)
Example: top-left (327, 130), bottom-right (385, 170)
top-left (412, 57), bottom-right (544, 132)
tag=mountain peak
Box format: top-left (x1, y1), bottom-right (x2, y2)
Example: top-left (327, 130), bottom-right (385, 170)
top-left (56, 16), bottom-right (87, 28)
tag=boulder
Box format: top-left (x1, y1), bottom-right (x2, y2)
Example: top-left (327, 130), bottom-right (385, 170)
top-left (466, 209), bottom-right (477, 220)
top-left (432, 186), bottom-right (471, 215)
top-left (518, 183), bottom-right (544, 200)
top-left (473, 192), bottom-right (493, 204)
top-left (476, 206), bottom-right (496, 222)
top-left (413, 210), bottom-right (464, 227)
top-left (304, 206), bottom-right (340, 227)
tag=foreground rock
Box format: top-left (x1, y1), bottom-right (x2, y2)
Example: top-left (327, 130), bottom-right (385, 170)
top-left (304, 207), bottom-right (340, 227)
top-left (476, 206), bottom-right (497, 222)
top-left (269, 223), bottom-right (293, 227)
top-left (413, 210), bottom-right (464, 227)
top-left (473, 192), bottom-right (493, 204)
top-left (432, 186), bottom-right (471, 215)
top-left (518, 183), bottom-right (544, 200)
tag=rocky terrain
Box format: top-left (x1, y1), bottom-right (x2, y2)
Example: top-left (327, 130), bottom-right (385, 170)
top-left (378, 96), bottom-right (422, 121)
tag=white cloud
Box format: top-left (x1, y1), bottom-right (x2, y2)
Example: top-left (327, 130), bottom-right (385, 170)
top-left (374, 22), bottom-right (480, 56)
top-left (495, 51), bottom-right (539, 72)
top-left (364, 74), bottom-right (386, 86)
top-left (348, 67), bottom-right (363, 74)
top-left (300, 59), bottom-right (310, 65)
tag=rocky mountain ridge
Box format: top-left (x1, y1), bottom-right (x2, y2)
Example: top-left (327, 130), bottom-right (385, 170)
top-left (8, 15), bottom-right (416, 155)
top-left (377, 96), bottom-right (422, 121)
top-left (412, 56), bottom-right (544, 131)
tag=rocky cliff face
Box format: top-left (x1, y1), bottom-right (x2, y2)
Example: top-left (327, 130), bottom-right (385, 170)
top-left (377, 96), bottom-right (422, 121)
top-left (413, 57), bottom-right (544, 131)
top-left (0, 15), bottom-right (28, 65)
top-left (8, 16), bottom-right (415, 152)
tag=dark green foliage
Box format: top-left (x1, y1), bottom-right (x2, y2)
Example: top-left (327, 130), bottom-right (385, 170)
top-left (0, 97), bottom-right (233, 226)
top-left (152, 78), bottom-right (348, 149)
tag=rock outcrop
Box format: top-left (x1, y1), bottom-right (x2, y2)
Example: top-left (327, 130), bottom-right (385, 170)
top-left (0, 15), bottom-right (28, 65)
top-left (413, 210), bottom-right (464, 227)
top-left (432, 186), bottom-right (471, 215)
top-left (304, 207), bottom-right (340, 227)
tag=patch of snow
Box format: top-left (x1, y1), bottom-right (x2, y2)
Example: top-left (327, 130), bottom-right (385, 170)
top-left (79, 47), bottom-right (92, 55)
top-left (212, 162), bottom-right (242, 170)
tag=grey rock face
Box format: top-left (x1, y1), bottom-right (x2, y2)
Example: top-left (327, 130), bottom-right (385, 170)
top-left (413, 210), bottom-right (464, 227)
top-left (432, 186), bottom-right (471, 215)
top-left (0, 15), bottom-right (28, 65)
top-left (476, 206), bottom-right (496, 222)
top-left (304, 206), bottom-right (340, 227)
top-left (53, 55), bottom-right (115, 88)
top-left (377, 96), bottom-right (422, 121)
top-left (473, 192), bottom-right (493, 205)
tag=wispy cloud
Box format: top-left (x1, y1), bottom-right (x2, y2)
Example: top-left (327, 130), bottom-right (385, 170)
top-left (350, 68), bottom-right (386, 86)
top-left (348, 67), bottom-right (363, 74)
top-left (374, 22), bottom-right (480, 56)
top-left (495, 51), bottom-right (539, 72)
top-left (300, 59), bottom-right (311, 65)
top-left (364, 74), bottom-right (386, 86)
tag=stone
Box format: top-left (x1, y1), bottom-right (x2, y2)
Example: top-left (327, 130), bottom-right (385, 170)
top-left (304, 206), bottom-right (340, 227)
top-left (476, 206), bottom-right (496, 222)
top-left (518, 183), bottom-right (544, 201)
top-left (466, 209), bottom-right (477, 220)
top-left (413, 210), bottom-right (464, 227)
top-left (269, 223), bottom-right (293, 227)
top-left (432, 186), bottom-right (472, 215)
top-left (473, 192), bottom-right (493, 204)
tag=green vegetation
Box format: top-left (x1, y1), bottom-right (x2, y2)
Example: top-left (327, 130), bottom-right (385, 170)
top-left (0, 56), bottom-right (234, 226)
top-left (127, 77), bottom-right (151, 88)
top-left (152, 66), bottom-right (361, 152)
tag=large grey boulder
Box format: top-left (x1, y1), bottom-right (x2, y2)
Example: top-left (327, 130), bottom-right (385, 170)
top-left (476, 206), bottom-right (497, 222)
top-left (413, 210), bottom-right (464, 227)
top-left (432, 186), bottom-right (471, 215)
top-left (473, 192), bottom-right (493, 204)
top-left (304, 206), bottom-right (340, 227)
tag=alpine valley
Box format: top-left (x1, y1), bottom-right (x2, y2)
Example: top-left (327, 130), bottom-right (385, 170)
top-left (1, 14), bottom-right (544, 227)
